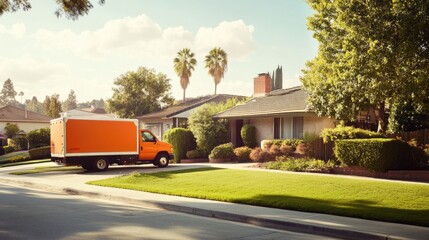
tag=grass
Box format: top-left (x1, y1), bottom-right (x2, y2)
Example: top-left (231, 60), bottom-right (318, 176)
top-left (0, 151), bottom-right (30, 163)
top-left (10, 166), bottom-right (81, 175)
top-left (88, 167), bottom-right (429, 227)
top-left (0, 159), bottom-right (50, 168)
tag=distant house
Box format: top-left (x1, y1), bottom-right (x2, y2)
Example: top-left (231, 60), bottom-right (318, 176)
top-left (0, 105), bottom-right (52, 135)
top-left (61, 107), bottom-right (116, 119)
top-left (215, 73), bottom-right (335, 146)
top-left (136, 94), bottom-right (246, 140)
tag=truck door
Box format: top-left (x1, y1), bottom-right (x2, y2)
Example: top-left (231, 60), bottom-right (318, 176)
top-left (139, 130), bottom-right (159, 160)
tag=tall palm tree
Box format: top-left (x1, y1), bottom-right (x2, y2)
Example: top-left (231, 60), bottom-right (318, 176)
top-left (173, 48), bottom-right (197, 101)
top-left (205, 47), bottom-right (228, 95)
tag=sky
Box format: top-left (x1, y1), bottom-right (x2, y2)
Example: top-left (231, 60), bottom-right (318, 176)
top-left (0, 0), bottom-right (318, 103)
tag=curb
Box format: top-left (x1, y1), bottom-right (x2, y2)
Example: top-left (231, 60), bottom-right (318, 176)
top-left (0, 177), bottom-right (402, 240)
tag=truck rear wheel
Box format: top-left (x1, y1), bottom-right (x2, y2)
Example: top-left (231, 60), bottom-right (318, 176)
top-left (155, 154), bottom-right (169, 168)
top-left (93, 158), bottom-right (109, 171)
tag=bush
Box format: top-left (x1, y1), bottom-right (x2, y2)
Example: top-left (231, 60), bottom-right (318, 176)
top-left (266, 156), bottom-right (334, 172)
top-left (4, 123), bottom-right (20, 138)
top-left (321, 125), bottom-right (383, 143)
top-left (8, 137), bottom-right (28, 150)
top-left (233, 146), bottom-right (252, 162)
top-left (163, 128), bottom-right (196, 163)
top-left (249, 147), bottom-right (269, 162)
top-left (241, 124), bottom-right (257, 148)
top-left (261, 139), bottom-right (303, 150)
top-left (3, 145), bottom-right (15, 154)
top-left (186, 149), bottom-right (203, 159)
top-left (280, 145), bottom-right (294, 155)
top-left (334, 138), bottom-right (424, 172)
top-left (28, 146), bottom-right (51, 160)
top-left (268, 145), bottom-right (282, 160)
top-left (0, 146), bottom-right (4, 156)
top-left (209, 143), bottom-right (234, 160)
top-left (26, 128), bottom-right (50, 149)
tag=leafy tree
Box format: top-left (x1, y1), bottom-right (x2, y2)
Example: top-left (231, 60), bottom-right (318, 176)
top-left (26, 96), bottom-right (44, 114)
top-left (77, 98), bottom-right (105, 109)
top-left (302, 0), bottom-right (429, 132)
top-left (173, 48), bottom-right (197, 101)
top-left (0, 78), bottom-right (17, 106)
top-left (43, 94), bottom-right (62, 118)
top-left (18, 91), bottom-right (24, 104)
top-left (0, 0), bottom-right (105, 20)
top-left (205, 47), bottom-right (228, 95)
top-left (388, 100), bottom-right (429, 133)
top-left (188, 98), bottom-right (244, 156)
top-left (4, 123), bottom-right (20, 138)
top-left (63, 89), bottom-right (78, 111)
top-left (106, 67), bottom-right (174, 118)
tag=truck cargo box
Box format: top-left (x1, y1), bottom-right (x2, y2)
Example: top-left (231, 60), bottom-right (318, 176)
top-left (50, 117), bottom-right (139, 157)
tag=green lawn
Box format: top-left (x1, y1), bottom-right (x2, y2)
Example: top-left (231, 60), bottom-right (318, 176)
top-left (10, 166), bottom-right (81, 175)
top-left (0, 151), bottom-right (29, 163)
top-left (88, 167), bottom-right (429, 227)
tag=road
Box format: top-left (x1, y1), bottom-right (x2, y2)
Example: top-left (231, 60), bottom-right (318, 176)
top-left (0, 183), bottom-right (337, 240)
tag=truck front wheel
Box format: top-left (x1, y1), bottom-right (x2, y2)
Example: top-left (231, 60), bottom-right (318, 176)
top-left (93, 158), bottom-right (109, 171)
top-left (155, 154), bottom-right (169, 168)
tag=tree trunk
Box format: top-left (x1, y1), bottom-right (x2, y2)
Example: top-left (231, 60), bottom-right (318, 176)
top-left (376, 102), bottom-right (387, 133)
top-left (214, 84), bottom-right (217, 95)
top-left (183, 89), bottom-right (186, 102)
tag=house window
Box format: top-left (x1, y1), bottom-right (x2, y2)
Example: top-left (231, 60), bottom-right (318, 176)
top-left (274, 118), bottom-right (280, 139)
top-left (293, 117), bottom-right (304, 139)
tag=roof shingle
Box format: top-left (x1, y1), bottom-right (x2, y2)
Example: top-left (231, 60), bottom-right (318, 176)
top-left (0, 105), bottom-right (52, 122)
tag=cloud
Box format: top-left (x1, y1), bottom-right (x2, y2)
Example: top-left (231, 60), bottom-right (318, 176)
top-left (195, 20), bottom-right (255, 59)
top-left (0, 23), bottom-right (26, 39)
top-left (33, 15), bottom-right (255, 60)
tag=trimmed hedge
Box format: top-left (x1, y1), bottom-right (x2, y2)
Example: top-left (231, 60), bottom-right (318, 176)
top-left (163, 128), bottom-right (196, 163)
top-left (186, 149), bottom-right (203, 159)
top-left (209, 143), bottom-right (234, 160)
top-left (27, 128), bottom-right (50, 149)
top-left (28, 146), bottom-right (51, 160)
top-left (321, 125), bottom-right (383, 143)
top-left (241, 124), bottom-right (257, 148)
top-left (261, 139), bottom-right (303, 150)
top-left (334, 138), bottom-right (423, 172)
top-left (233, 146), bottom-right (252, 162)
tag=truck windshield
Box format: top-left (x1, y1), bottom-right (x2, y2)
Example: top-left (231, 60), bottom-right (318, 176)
top-left (142, 132), bottom-right (155, 142)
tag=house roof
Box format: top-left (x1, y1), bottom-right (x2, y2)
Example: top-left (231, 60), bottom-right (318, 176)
top-left (0, 105), bottom-right (52, 122)
top-left (136, 94), bottom-right (245, 119)
top-left (61, 109), bottom-right (116, 118)
top-left (215, 86), bottom-right (311, 118)
top-left (81, 107), bottom-right (107, 114)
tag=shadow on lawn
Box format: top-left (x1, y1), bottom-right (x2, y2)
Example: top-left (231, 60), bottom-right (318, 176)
top-left (131, 167), bottom-right (222, 179)
top-left (236, 194), bottom-right (429, 227)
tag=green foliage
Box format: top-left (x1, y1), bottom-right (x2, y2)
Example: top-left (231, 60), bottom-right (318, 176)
top-left (0, 146), bottom-right (4, 156)
top-left (4, 123), bottom-right (20, 138)
top-left (63, 89), bottom-right (78, 111)
top-left (106, 67), bottom-right (174, 118)
top-left (163, 128), bottom-right (196, 163)
top-left (233, 146), bottom-right (252, 162)
top-left (188, 98), bottom-right (244, 156)
top-left (302, 0), bottom-right (429, 132)
top-left (173, 48), bottom-right (197, 101)
top-left (28, 146), bottom-right (51, 160)
top-left (4, 146), bottom-right (15, 154)
top-left (8, 137), bottom-right (28, 150)
top-left (388, 100), bottom-right (429, 133)
top-left (261, 139), bottom-right (303, 150)
top-left (209, 143), bottom-right (234, 159)
top-left (185, 149), bottom-right (203, 159)
top-left (0, 78), bottom-right (18, 106)
top-left (43, 94), bottom-right (62, 118)
top-left (205, 47), bottom-right (228, 94)
top-left (25, 96), bottom-right (44, 114)
top-left (320, 125), bottom-right (383, 143)
top-left (26, 128), bottom-right (50, 149)
top-left (266, 157), bottom-right (334, 172)
top-left (334, 139), bottom-right (425, 172)
top-left (240, 124), bottom-right (257, 148)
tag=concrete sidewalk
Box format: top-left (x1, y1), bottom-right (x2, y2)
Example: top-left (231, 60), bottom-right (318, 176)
top-left (0, 163), bottom-right (428, 240)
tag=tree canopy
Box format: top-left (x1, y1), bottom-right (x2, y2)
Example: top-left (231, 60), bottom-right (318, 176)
top-left (173, 48), bottom-right (197, 101)
top-left (0, 78), bottom-right (17, 106)
top-left (205, 47), bottom-right (228, 95)
top-left (0, 0), bottom-right (105, 20)
top-left (106, 67), bottom-right (174, 118)
top-left (43, 94), bottom-right (62, 118)
top-left (63, 89), bottom-right (77, 111)
top-left (301, 0), bottom-right (429, 132)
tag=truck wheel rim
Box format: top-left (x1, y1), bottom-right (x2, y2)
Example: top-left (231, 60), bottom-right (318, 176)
top-left (159, 157), bottom-right (167, 165)
top-left (97, 159), bottom-right (107, 169)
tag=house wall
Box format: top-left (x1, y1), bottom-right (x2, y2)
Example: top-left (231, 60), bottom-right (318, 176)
top-left (304, 116), bottom-right (335, 135)
top-left (248, 117), bottom-right (274, 144)
top-left (0, 121), bottom-right (50, 134)
top-left (139, 118), bottom-right (173, 140)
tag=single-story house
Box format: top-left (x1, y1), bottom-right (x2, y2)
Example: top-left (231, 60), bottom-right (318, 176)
top-left (215, 73), bottom-right (336, 146)
top-left (0, 105), bottom-right (52, 135)
top-left (136, 94), bottom-right (245, 140)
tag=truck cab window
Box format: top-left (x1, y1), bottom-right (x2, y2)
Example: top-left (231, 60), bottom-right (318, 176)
top-left (142, 132), bottom-right (155, 142)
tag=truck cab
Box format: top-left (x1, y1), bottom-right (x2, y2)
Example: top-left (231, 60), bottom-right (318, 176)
top-left (139, 130), bottom-right (173, 167)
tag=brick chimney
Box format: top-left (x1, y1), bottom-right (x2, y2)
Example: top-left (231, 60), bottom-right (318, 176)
top-left (253, 73), bottom-right (272, 97)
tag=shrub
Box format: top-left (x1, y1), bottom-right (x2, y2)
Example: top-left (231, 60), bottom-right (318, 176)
top-left (233, 146), bottom-right (252, 162)
top-left (4, 123), bottom-right (20, 138)
top-left (241, 124), bottom-right (257, 148)
top-left (163, 128), bottom-right (196, 163)
top-left (280, 145), bottom-right (294, 155)
top-left (28, 146), bottom-right (51, 160)
top-left (261, 139), bottom-right (303, 150)
top-left (268, 145), bottom-right (282, 160)
top-left (186, 149), bottom-right (203, 159)
top-left (4, 145), bottom-right (15, 154)
top-left (266, 156), bottom-right (334, 172)
top-left (250, 147), bottom-right (269, 162)
top-left (8, 137), bottom-right (28, 150)
top-left (282, 139), bottom-right (303, 149)
top-left (321, 125), bottom-right (383, 143)
top-left (0, 146), bottom-right (4, 156)
top-left (334, 138), bottom-right (424, 172)
top-left (27, 128), bottom-right (50, 149)
top-left (209, 143), bottom-right (234, 160)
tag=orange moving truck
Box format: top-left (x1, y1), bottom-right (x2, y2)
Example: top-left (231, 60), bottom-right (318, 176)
top-left (50, 117), bottom-right (173, 171)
